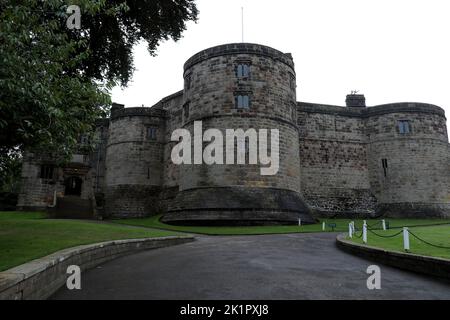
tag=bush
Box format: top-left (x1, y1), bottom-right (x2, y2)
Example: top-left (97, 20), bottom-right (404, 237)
top-left (0, 192), bottom-right (18, 211)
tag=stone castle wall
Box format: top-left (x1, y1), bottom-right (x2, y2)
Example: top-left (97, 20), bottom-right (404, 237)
top-left (104, 105), bottom-right (166, 218)
top-left (161, 43), bottom-right (314, 225)
top-left (365, 105), bottom-right (450, 217)
top-left (298, 102), bottom-right (450, 218)
top-left (16, 43), bottom-right (450, 222)
top-left (17, 154), bottom-right (63, 210)
top-left (297, 103), bottom-right (375, 217)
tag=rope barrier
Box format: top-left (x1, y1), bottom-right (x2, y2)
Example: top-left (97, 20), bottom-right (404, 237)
top-left (362, 226), bottom-right (450, 250)
top-left (367, 228), bottom-right (403, 238)
top-left (344, 221), bottom-right (450, 251)
top-left (408, 230), bottom-right (450, 250)
top-left (353, 229), bottom-right (364, 239)
top-left (367, 221), bottom-right (382, 229)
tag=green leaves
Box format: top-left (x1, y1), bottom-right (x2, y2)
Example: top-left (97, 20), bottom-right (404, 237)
top-left (0, 0), bottom-right (197, 167)
top-left (0, 1), bottom-right (109, 161)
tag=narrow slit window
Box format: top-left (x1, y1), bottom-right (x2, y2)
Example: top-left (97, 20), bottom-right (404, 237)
top-left (382, 158), bottom-right (388, 177)
top-left (183, 102), bottom-right (190, 121)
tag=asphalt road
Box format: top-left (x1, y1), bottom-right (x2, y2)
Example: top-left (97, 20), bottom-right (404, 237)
top-left (52, 233), bottom-right (450, 299)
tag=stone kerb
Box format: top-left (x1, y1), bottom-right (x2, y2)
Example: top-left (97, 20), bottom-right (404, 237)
top-left (0, 236), bottom-right (194, 300)
top-left (336, 233), bottom-right (450, 280)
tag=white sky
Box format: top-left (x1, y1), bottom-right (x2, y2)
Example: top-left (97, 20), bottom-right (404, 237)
top-left (112, 0), bottom-right (450, 136)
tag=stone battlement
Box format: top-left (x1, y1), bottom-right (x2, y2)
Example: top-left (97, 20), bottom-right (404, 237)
top-left (184, 43), bottom-right (295, 73)
top-left (298, 102), bottom-right (446, 118)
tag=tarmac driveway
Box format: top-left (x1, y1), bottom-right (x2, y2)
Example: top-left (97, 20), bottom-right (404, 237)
top-left (52, 232), bottom-right (450, 299)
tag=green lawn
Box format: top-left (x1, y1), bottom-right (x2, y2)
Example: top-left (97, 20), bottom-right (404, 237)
top-left (113, 214), bottom-right (450, 236)
top-left (348, 225), bottom-right (450, 260)
top-left (0, 212), bottom-right (180, 272)
top-left (2, 212), bottom-right (448, 272)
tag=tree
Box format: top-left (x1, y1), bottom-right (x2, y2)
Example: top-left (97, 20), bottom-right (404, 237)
top-left (69, 0), bottom-right (199, 85)
top-left (0, 0), bottom-right (198, 160)
top-left (0, 148), bottom-right (22, 193)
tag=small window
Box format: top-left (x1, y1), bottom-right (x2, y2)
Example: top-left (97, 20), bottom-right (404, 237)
top-left (40, 165), bottom-right (54, 180)
top-left (147, 127), bottom-right (157, 140)
top-left (324, 150), bottom-right (329, 163)
top-left (237, 64), bottom-right (250, 78)
top-left (381, 158), bottom-right (388, 177)
top-left (183, 102), bottom-right (190, 121)
top-left (185, 74), bottom-right (192, 90)
top-left (235, 95), bottom-right (250, 109)
top-left (398, 120), bottom-right (411, 134)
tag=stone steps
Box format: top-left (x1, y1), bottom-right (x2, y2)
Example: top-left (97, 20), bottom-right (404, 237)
top-left (51, 196), bottom-right (93, 219)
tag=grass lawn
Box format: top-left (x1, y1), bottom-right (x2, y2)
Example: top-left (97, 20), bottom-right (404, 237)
top-left (0, 211), bottom-right (181, 272)
top-left (347, 225), bottom-right (450, 260)
top-left (113, 214), bottom-right (450, 236)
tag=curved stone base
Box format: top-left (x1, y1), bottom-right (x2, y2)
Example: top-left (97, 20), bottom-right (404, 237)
top-left (376, 203), bottom-right (450, 219)
top-left (104, 185), bottom-right (161, 219)
top-left (304, 189), bottom-right (378, 219)
top-left (162, 187), bottom-right (316, 226)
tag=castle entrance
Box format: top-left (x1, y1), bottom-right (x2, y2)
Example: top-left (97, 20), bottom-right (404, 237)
top-left (65, 176), bottom-right (82, 196)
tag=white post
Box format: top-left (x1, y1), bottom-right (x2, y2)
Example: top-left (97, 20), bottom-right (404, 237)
top-left (403, 227), bottom-right (410, 251)
top-left (363, 220), bottom-right (367, 226)
top-left (363, 223), bottom-right (367, 244)
top-left (322, 222), bottom-right (325, 231)
top-left (382, 219), bottom-right (386, 231)
top-left (48, 190), bottom-right (57, 208)
top-left (348, 223), bottom-right (353, 238)
top-left (298, 218), bottom-right (301, 226)
top-left (351, 221), bottom-right (355, 233)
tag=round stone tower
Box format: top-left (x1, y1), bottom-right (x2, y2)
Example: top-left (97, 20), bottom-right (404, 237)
top-left (104, 104), bottom-right (165, 218)
top-left (162, 43), bottom-right (314, 225)
top-left (366, 103), bottom-right (450, 218)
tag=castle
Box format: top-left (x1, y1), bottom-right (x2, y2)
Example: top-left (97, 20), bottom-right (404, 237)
top-left (17, 43), bottom-right (450, 224)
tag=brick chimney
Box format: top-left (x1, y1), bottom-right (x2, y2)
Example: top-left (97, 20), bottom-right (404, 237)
top-left (345, 94), bottom-right (366, 107)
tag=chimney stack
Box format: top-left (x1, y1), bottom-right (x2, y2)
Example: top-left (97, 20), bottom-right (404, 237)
top-left (345, 94), bottom-right (366, 108)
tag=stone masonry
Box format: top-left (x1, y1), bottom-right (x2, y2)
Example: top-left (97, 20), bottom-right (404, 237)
top-left (17, 43), bottom-right (450, 224)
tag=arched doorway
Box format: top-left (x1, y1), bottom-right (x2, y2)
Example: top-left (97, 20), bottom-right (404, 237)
top-left (65, 176), bottom-right (82, 196)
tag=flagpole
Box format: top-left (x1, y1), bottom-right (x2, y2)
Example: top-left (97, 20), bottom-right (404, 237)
top-left (241, 7), bottom-right (244, 42)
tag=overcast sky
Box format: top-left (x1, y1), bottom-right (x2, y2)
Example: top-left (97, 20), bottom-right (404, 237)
top-left (112, 0), bottom-right (450, 135)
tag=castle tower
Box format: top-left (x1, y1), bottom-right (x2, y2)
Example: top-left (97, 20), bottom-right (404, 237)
top-left (104, 103), bottom-right (165, 218)
top-left (161, 43), bottom-right (315, 225)
top-left (365, 103), bottom-right (450, 217)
